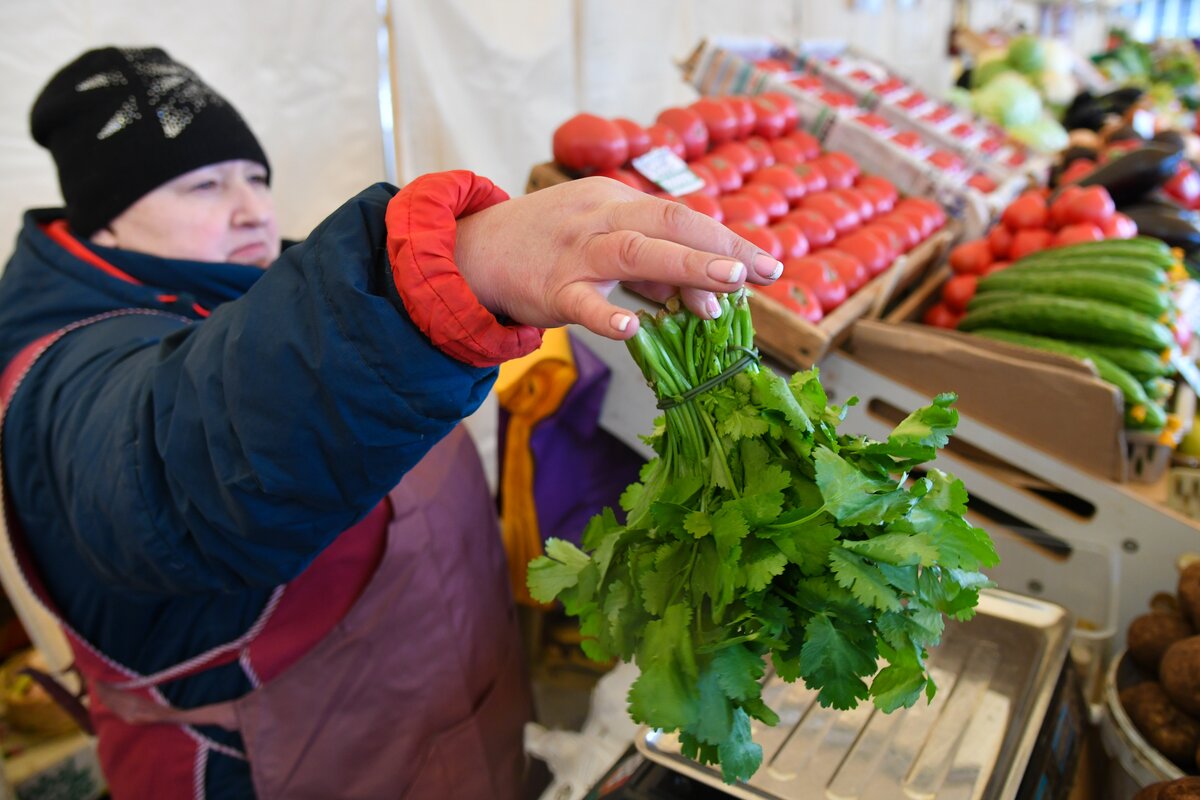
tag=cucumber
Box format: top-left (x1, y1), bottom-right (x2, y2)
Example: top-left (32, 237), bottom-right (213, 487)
top-left (1001, 256), bottom-right (1168, 287)
top-left (969, 328), bottom-right (1166, 430)
top-left (1013, 236), bottom-right (1174, 267)
top-left (957, 295), bottom-right (1174, 351)
top-left (976, 269), bottom-right (1170, 317)
top-left (966, 291), bottom-right (1027, 312)
top-left (1143, 377), bottom-right (1177, 401)
top-left (1069, 341), bottom-right (1173, 381)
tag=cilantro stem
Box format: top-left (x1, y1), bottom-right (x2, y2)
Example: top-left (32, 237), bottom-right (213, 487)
top-left (764, 504), bottom-right (828, 531)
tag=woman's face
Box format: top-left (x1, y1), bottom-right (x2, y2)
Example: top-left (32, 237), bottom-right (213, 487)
top-left (90, 159), bottom-right (281, 268)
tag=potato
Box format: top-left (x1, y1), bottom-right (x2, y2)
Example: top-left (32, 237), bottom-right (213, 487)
top-left (1162, 637), bottom-right (1200, 716)
top-left (1131, 614), bottom-right (1196, 673)
top-left (1121, 681), bottom-right (1200, 769)
top-left (1162, 777), bottom-right (1200, 798)
top-left (1136, 783), bottom-right (1166, 800)
top-left (1177, 563), bottom-right (1200, 627)
top-left (1152, 592), bottom-right (1184, 616)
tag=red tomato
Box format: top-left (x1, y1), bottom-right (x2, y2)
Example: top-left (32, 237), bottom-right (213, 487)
top-left (743, 136), bottom-right (776, 170)
top-left (800, 193), bottom-right (861, 235)
top-left (1009, 229), bottom-right (1054, 260)
top-left (711, 142), bottom-right (758, 176)
top-left (832, 188), bottom-right (875, 222)
top-left (815, 250), bottom-right (869, 293)
top-left (738, 184), bottom-right (789, 222)
top-left (856, 113), bottom-right (893, 133)
top-left (966, 173), bottom-right (998, 193)
top-left (593, 167), bottom-right (655, 192)
top-left (751, 95), bottom-right (788, 139)
top-left (612, 118), bottom-right (651, 160)
top-left (785, 130), bottom-right (822, 161)
top-left (893, 208), bottom-right (934, 241)
top-left (1101, 212), bottom-right (1138, 239)
top-left (769, 138), bottom-right (807, 166)
top-left (856, 183), bottom-right (896, 216)
top-left (685, 161), bottom-right (720, 198)
top-left (646, 123), bottom-right (686, 159)
top-left (748, 164), bottom-right (808, 205)
top-left (948, 240), bottom-right (993, 275)
top-left (724, 96), bottom-right (757, 139)
top-left (860, 223), bottom-right (904, 261)
top-left (1048, 185), bottom-right (1083, 229)
top-left (689, 98), bottom-right (739, 145)
top-left (755, 58), bottom-right (794, 73)
top-left (760, 91), bottom-right (799, 133)
top-left (719, 194), bottom-right (769, 226)
top-left (789, 75), bottom-right (823, 93)
top-left (923, 302), bottom-right (963, 329)
top-left (1058, 158), bottom-right (1095, 186)
top-left (834, 231), bottom-right (891, 276)
top-left (819, 152), bottom-right (861, 185)
top-left (899, 198), bottom-right (946, 230)
top-left (1060, 186), bottom-right (1116, 227)
top-left (941, 274), bottom-right (978, 313)
top-left (656, 107), bottom-right (709, 160)
top-left (758, 278), bottom-right (823, 322)
top-left (781, 209), bottom-right (837, 248)
top-left (727, 221), bottom-right (783, 261)
top-left (698, 155), bottom-right (743, 193)
top-left (855, 176), bottom-right (899, 208)
top-left (770, 222), bottom-right (810, 259)
top-left (552, 113), bottom-right (629, 173)
top-left (982, 260), bottom-right (1012, 276)
top-left (784, 256), bottom-right (849, 312)
top-left (1052, 223), bottom-right (1104, 247)
top-left (872, 215), bottom-right (919, 252)
top-left (788, 163), bottom-right (828, 195)
top-left (1001, 192), bottom-right (1049, 230)
top-left (678, 192), bottom-right (724, 221)
top-left (986, 225), bottom-right (1013, 260)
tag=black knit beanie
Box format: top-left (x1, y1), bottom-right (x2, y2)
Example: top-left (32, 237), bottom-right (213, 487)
top-left (30, 46), bottom-right (271, 238)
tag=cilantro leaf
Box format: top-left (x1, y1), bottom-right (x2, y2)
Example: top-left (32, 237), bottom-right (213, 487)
top-left (751, 369), bottom-right (813, 433)
top-left (813, 446), bottom-right (914, 526)
top-left (526, 538), bottom-right (590, 602)
top-left (799, 612), bottom-right (876, 709)
top-left (865, 392), bottom-right (958, 463)
top-left (693, 668), bottom-right (735, 745)
top-left (738, 538), bottom-right (789, 592)
top-left (717, 708), bottom-right (763, 784)
top-left (762, 516), bottom-right (838, 576)
top-left (719, 406), bottom-right (771, 440)
top-left (842, 531), bottom-right (940, 567)
top-left (829, 547), bottom-right (903, 612)
top-left (712, 643), bottom-right (766, 702)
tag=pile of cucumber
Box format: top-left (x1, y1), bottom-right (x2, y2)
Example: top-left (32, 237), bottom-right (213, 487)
top-left (956, 236), bottom-right (1182, 432)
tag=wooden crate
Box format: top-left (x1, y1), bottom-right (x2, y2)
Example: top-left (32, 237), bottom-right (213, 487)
top-left (749, 224), bottom-right (954, 369)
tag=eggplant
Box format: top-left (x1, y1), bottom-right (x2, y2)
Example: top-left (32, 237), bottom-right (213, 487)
top-left (1106, 124), bottom-right (1144, 144)
top-left (1075, 145), bottom-right (1183, 206)
top-left (1060, 145), bottom-right (1099, 167)
top-left (1097, 86), bottom-right (1145, 115)
top-left (1153, 130), bottom-right (1187, 154)
top-left (1122, 206), bottom-right (1200, 255)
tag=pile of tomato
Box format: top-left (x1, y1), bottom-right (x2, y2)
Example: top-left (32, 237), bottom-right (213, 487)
top-left (924, 184), bottom-right (1134, 328)
top-left (551, 94), bottom-right (947, 325)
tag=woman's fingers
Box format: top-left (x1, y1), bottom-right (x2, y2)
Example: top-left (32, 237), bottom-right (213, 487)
top-left (587, 229), bottom-right (754, 296)
top-left (557, 283), bottom-right (643, 341)
top-left (603, 195), bottom-right (783, 285)
top-left (623, 282), bottom-right (720, 321)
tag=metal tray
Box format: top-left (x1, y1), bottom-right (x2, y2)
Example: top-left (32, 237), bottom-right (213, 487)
top-left (636, 589), bottom-right (1072, 800)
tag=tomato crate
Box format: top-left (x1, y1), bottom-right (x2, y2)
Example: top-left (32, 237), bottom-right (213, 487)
top-left (525, 161), bottom-right (955, 370)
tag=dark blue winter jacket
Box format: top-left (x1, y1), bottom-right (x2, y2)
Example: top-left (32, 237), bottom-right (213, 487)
top-left (0, 184), bottom-right (497, 795)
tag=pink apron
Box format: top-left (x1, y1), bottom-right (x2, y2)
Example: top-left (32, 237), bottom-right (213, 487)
top-left (0, 312), bottom-right (533, 799)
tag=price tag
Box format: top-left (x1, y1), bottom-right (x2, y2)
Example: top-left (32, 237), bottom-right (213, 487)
top-left (631, 147), bottom-right (704, 197)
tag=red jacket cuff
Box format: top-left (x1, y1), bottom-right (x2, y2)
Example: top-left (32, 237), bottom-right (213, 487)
top-left (385, 170), bottom-right (544, 367)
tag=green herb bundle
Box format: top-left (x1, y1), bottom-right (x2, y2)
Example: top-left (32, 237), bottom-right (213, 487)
top-left (527, 290), bottom-right (997, 784)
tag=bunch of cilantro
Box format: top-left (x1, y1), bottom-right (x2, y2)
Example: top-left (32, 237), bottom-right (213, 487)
top-left (527, 291), bottom-right (998, 784)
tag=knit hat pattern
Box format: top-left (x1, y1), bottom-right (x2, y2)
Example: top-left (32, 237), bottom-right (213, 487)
top-left (31, 46), bottom-right (270, 237)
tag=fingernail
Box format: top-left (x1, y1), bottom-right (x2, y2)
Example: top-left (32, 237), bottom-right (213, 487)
top-left (754, 253), bottom-right (784, 280)
top-left (706, 298), bottom-right (722, 319)
top-left (708, 259), bottom-right (745, 284)
top-left (612, 313), bottom-right (632, 332)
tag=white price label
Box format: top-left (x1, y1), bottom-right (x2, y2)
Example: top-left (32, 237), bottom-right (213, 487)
top-left (631, 147), bottom-right (704, 197)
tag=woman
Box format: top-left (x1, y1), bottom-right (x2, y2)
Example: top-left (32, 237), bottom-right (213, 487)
top-left (0, 46), bottom-right (782, 798)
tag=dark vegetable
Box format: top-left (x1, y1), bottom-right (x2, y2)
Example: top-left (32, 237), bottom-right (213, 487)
top-left (1123, 206), bottom-right (1200, 255)
top-left (1161, 636), bottom-right (1200, 716)
top-left (1074, 145), bottom-right (1183, 206)
top-left (1106, 124), bottom-right (1144, 144)
top-left (1154, 130), bottom-right (1188, 154)
top-left (1119, 681), bottom-right (1200, 770)
top-left (1130, 613), bottom-right (1195, 673)
top-left (1136, 777), bottom-right (1200, 800)
top-left (1179, 562), bottom-right (1200, 628)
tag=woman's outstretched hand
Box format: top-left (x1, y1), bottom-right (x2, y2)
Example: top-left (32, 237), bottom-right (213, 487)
top-left (455, 177), bottom-right (783, 340)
